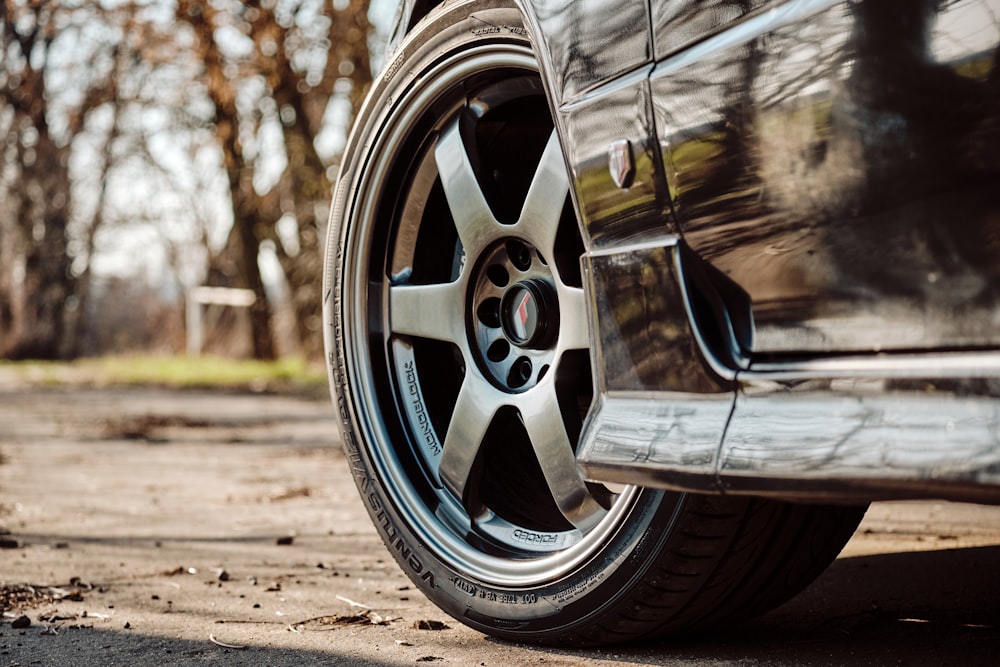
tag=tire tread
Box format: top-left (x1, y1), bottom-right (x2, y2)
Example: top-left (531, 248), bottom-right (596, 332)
top-left (552, 496), bottom-right (865, 646)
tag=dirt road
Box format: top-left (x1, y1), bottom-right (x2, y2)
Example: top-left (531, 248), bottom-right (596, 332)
top-left (2, 386), bottom-right (999, 666)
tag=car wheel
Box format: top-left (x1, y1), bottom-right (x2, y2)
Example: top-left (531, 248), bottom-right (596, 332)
top-left (324, 0), bottom-right (866, 645)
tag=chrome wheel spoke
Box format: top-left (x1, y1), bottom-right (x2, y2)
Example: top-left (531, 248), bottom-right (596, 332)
top-left (439, 373), bottom-right (498, 505)
top-left (435, 121), bottom-right (500, 254)
top-left (517, 385), bottom-right (606, 532)
top-left (516, 131), bottom-right (569, 256)
top-left (389, 282), bottom-right (466, 343)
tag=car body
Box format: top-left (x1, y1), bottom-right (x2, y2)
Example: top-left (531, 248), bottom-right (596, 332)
top-left (324, 0), bottom-right (1000, 646)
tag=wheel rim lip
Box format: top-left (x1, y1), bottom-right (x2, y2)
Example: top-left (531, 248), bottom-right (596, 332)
top-left (341, 43), bottom-right (640, 586)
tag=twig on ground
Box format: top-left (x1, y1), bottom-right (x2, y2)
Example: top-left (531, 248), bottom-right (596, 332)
top-left (209, 633), bottom-right (248, 649)
top-left (335, 594), bottom-right (371, 609)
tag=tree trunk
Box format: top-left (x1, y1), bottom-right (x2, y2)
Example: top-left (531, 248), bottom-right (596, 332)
top-left (178, 0), bottom-right (277, 360)
top-left (264, 0), bottom-right (372, 360)
top-left (2, 136), bottom-right (76, 360)
top-left (235, 205), bottom-right (276, 360)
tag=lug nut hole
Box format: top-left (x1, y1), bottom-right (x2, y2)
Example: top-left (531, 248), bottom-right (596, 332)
top-left (506, 241), bottom-right (532, 272)
top-left (477, 297), bottom-right (501, 328)
top-left (507, 356), bottom-right (533, 388)
top-left (487, 265), bottom-right (509, 287)
top-left (487, 339), bottom-right (510, 362)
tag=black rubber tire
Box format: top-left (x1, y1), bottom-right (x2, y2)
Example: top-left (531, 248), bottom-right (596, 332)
top-left (323, 0), bottom-right (866, 646)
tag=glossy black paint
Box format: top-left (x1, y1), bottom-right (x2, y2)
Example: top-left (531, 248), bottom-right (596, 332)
top-left (652, 0), bottom-right (1000, 355)
top-left (557, 77), bottom-right (671, 247)
top-left (543, 0), bottom-right (1000, 501)
top-left (577, 238), bottom-right (733, 492)
top-left (651, 0), bottom-right (777, 61)
top-left (525, 0), bottom-right (651, 104)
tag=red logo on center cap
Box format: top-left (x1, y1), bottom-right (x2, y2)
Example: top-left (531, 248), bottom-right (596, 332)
top-left (514, 290), bottom-right (532, 340)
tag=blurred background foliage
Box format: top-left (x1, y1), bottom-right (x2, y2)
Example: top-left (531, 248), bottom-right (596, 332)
top-left (1, 0), bottom-right (384, 363)
top-left (0, 354), bottom-right (327, 394)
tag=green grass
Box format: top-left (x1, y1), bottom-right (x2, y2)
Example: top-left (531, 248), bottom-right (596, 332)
top-left (0, 356), bottom-right (329, 397)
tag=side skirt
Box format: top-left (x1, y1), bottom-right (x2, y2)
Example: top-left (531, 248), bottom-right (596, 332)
top-left (577, 237), bottom-right (1000, 504)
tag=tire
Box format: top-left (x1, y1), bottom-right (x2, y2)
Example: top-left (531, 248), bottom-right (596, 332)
top-left (324, 0), bottom-right (866, 646)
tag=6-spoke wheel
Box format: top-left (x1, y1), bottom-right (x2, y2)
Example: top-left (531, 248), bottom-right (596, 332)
top-left (331, 12), bottom-right (630, 575)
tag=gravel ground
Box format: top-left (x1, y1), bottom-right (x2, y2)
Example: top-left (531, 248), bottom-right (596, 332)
top-left (1, 386), bottom-right (999, 666)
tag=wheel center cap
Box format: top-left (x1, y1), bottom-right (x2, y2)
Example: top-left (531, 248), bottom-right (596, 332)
top-left (501, 280), bottom-right (552, 348)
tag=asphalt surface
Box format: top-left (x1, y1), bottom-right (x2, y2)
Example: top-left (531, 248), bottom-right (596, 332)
top-left (1, 386), bottom-right (998, 666)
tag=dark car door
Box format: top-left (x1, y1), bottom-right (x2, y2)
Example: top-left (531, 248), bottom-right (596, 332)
top-left (651, 0), bottom-right (1000, 356)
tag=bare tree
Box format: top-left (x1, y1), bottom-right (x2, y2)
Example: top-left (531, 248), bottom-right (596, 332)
top-left (174, 0), bottom-right (371, 360)
top-left (0, 1), bottom-right (153, 358)
top-left (2, 3), bottom-right (98, 356)
top-left (1, 0), bottom-right (377, 360)
top-left (256, 0), bottom-right (372, 359)
top-left (173, 0), bottom-right (277, 359)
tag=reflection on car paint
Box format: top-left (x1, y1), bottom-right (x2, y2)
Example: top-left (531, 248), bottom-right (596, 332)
top-left (650, 0), bottom-right (1000, 354)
